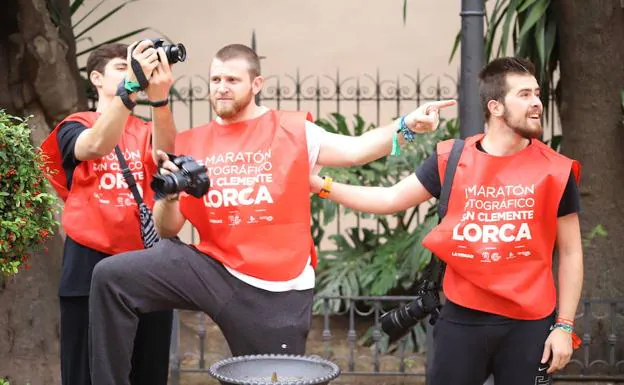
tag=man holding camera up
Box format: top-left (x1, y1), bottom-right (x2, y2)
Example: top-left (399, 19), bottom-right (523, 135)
top-left (86, 43), bottom-right (455, 385)
top-left (309, 57), bottom-right (583, 385)
top-left (41, 40), bottom-right (177, 385)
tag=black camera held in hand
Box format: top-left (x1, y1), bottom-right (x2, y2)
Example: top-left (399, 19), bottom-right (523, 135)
top-left (149, 38), bottom-right (186, 63)
top-left (151, 154), bottom-right (210, 198)
top-left (380, 280), bottom-right (442, 343)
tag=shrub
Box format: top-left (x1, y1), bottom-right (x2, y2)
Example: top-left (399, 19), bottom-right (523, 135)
top-left (0, 110), bottom-right (58, 277)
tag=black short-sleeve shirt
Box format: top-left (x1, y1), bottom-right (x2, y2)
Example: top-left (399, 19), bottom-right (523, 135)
top-left (56, 121), bottom-right (110, 297)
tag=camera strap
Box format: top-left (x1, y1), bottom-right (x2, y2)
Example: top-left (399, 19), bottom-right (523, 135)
top-left (130, 57), bottom-right (150, 90)
top-left (438, 139), bottom-right (464, 220)
top-left (421, 138), bottom-right (465, 290)
top-left (114, 145), bottom-right (161, 248)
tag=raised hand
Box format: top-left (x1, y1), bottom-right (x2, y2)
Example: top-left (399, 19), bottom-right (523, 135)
top-left (126, 40), bottom-right (159, 85)
top-left (146, 48), bottom-right (174, 103)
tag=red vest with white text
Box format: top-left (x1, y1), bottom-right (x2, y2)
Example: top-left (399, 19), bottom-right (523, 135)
top-left (40, 112), bottom-right (156, 255)
top-left (422, 134), bottom-right (581, 319)
top-left (176, 110), bottom-right (316, 281)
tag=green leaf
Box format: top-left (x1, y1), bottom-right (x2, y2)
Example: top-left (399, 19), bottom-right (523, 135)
top-left (498, 0), bottom-right (519, 57)
top-left (448, 32), bottom-right (461, 63)
top-left (70, 0), bottom-right (88, 15)
top-left (402, 0), bottom-right (408, 25)
top-left (72, 0), bottom-right (108, 29)
top-left (76, 28), bottom-right (149, 57)
top-left (534, 11), bottom-right (546, 71)
top-left (517, 0), bottom-right (550, 43)
top-left (543, 17), bottom-right (557, 70)
top-left (75, 0), bottom-right (138, 39)
top-left (485, 1), bottom-right (510, 61)
top-left (517, 0), bottom-right (540, 13)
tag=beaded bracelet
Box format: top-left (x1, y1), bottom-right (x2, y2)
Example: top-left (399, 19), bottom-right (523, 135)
top-left (398, 115), bottom-right (417, 142)
top-left (553, 322), bottom-right (574, 334)
top-left (391, 116), bottom-right (417, 156)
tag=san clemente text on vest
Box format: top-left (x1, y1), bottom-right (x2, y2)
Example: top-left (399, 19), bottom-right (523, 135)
top-left (94, 148), bottom-right (146, 192)
top-left (452, 183), bottom-right (535, 243)
top-left (202, 149), bottom-right (275, 208)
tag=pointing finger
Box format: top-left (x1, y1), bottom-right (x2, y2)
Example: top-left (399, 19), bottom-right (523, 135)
top-left (426, 99), bottom-right (457, 113)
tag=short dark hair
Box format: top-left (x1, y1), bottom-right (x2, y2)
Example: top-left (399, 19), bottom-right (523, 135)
top-left (478, 57), bottom-right (536, 119)
top-left (86, 43), bottom-right (128, 83)
top-left (214, 44), bottom-right (261, 78)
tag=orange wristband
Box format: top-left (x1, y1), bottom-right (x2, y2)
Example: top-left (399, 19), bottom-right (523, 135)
top-left (556, 317), bottom-right (574, 326)
top-left (319, 176), bottom-right (333, 199)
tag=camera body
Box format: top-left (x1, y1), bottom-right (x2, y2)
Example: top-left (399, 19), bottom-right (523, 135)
top-left (380, 285), bottom-right (441, 343)
top-left (151, 155), bottom-right (210, 198)
top-left (149, 38), bottom-right (187, 63)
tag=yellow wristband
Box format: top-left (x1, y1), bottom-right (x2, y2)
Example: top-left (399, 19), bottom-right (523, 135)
top-left (319, 176), bottom-right (333, 199)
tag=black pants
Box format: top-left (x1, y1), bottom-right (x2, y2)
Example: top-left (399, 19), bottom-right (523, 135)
top-left (428, 313), bottom-right (555, 385)
top-left (89, 238), bottom-right (314, 385)
top-left (60, 296), bottom-right (172, 385)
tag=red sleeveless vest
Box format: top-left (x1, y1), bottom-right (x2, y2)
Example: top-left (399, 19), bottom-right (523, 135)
top-left (422, 134), bottom-right (581, 319)
top-left (176, 110), bottom-right (316, 281)
top-left (40, 112), bottom-right (156, 254)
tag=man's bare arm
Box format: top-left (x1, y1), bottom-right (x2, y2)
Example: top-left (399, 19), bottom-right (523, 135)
top-left (74, 40), bottom-right (159, 161)
top-left (317, 100), bottom-right (455, 167)
top-left (148, 48), bottom-right (177, 161)
top-left (310, 173), bottom-right (433, 215)
top-left (556, 213), bottom-right (584, 322)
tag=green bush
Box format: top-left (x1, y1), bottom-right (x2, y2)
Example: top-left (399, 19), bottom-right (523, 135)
top-left (311, 113), bottom-right (459, 313)
top-left (0, 110), bottom-right (58, 277)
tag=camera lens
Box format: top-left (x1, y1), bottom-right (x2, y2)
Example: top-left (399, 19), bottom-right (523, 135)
top-left (168, 43), bottom-right (186, 63)
top-left (151, 174), bottom-right (182, 196)
top-left (379, 290), bottom-right (440, 343)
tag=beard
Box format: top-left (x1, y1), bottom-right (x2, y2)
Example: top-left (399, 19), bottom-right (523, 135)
top-left (503, 109), bottom-right (543, 139)
top-left (212, 90), bottom-right (254, 119)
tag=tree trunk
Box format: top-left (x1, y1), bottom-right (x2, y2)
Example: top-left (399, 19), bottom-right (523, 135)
top-left (0, 0), bottom-right (85, 384)
top-left (553, 1), bottom-right (624, 301)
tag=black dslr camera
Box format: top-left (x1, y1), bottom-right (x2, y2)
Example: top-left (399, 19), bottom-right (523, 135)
top-left (380, 283), bottom-right (441, 343)
top-left (151, 155), bottom-right (210, 198)
top-left (149, 38), bottom-right (187, 63)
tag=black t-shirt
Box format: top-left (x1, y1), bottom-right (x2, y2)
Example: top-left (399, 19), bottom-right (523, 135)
top-left (415, 140), bottom-right (581, 324)
top-left (57, 121), bottom-right (110, 297)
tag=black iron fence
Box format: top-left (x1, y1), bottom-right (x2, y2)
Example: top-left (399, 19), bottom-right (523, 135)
top-left (132, 69), bottom-right (559, 137)
top-left (168, 297), bottom-right (624, 384)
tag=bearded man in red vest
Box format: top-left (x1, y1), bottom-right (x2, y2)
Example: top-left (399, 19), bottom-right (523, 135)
top-left (86, 43), bottom-right (456, 385)
top-left (40, 41), bottom-right (177, 385)
top-left (310, 57), bottom-right (583, 385)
